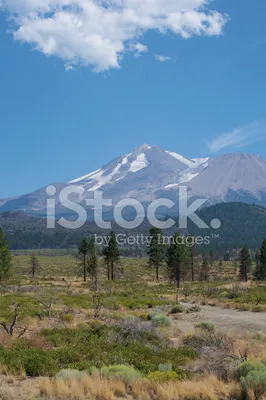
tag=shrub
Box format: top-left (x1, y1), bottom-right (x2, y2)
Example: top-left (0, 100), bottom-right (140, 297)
top-left (147, 309), bottom-right (172, 328)
top-left (195, 321), bottom-right (215, 333)
top-left (40, 324), bottom-right (196, 375)
top-left (151, 314), bottom-right (172, 328)
top-left (241, 370), bottom-right (266, 398)
top-left (182, 283), bottom-right (192, 298)
top-left (60, 313), bottom-right (74, 323)
top-left (100, 365), bottom-right (142, 383)
top-left (201, 285), bottom-right (220, 299)
top-left (147, 371), bottom-right (180, 382)
top-left (55, 369), bottom-right (87, 381)
top-left (186, 305), bottom-right (201, 314)
top-left (171, 304), bottom-right (184, 314)
top-left (147, 309), bottom-right (163, 321)
top-left (237, 361), bottom-right (266, 379)
top-left (158, 363), bottom-right (172, 372)
top-left (119, 317), bottom-right (159, 342)
top-left (228, 284), bottom-right (241, 299)
top-left (236, 304), bottom-right (250, 312)
top-left (252, 305), bottom-right (265, 313)
top-left (53, 347), bottom-right (82, 367)
top-left (254, 331), bottom-right (266, 341)
top-left (1, 347), bottom-right (58, 376)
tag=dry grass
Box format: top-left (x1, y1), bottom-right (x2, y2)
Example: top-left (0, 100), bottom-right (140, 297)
top-left (40, 373), bottom-right (126, 400)
top-left (39, 373), bottom-right (240, 400)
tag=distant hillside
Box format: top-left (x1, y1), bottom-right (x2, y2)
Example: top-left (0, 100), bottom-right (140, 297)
top-left (1, 203), bottom-right (266, 252)
top-left (0, 211), bottom-right (153, 251)
top-left (189, 202), bottom-right (266, 253)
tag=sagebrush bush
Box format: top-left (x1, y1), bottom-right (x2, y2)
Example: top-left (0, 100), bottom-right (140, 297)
top-left (237, 361), bottom-right (266, 379)
top-left (151, 313), bottom-right (172, 327)
top-left (171, 304), bottom-right (184, 314)
top-left (55, 369), bottom-right (87, 381)
top-left (147, 309), bottom-right (163, 321)
top-left (195, 321), bottom-right (215, 333)
top-left (100, 365), bottom-right (142, 383)
top-left (60, 313), bottom-right (74, 323)
top-left (240, 369), bottom-right (266, 398)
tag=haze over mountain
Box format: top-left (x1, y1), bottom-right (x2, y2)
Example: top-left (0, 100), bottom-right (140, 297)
top-left (1, 144), bottom-right (266, 218)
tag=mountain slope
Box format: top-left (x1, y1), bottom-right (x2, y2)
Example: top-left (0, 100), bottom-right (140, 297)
top-left (187, 153), bottom-right (266, 202)
top-left (1, 145), bottom-right (266, 217)
top-left (0, 144), bottom-right (209, 214)
top-left (1, 203), bottom-right (266, 251)
top-left (189, 202), bottom-right (266, 253)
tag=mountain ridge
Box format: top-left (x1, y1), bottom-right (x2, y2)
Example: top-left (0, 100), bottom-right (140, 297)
top-left (1, 144), bottom-right (266, 217)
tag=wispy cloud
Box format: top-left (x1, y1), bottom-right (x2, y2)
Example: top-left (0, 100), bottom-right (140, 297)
top-left (207, 120), bottom-right (266, 153)
top-left (155, 54), bottom-right (171, 62)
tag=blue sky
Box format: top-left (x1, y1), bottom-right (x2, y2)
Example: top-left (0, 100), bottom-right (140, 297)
top-left (1, 0), bottom-right (266, 198)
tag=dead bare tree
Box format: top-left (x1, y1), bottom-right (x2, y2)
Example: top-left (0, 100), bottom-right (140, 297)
top-left (35, 288), bottom-right (59, 319)
top-left (63, 279), bottom-right (73, 296)
top-left (29, 253), bottom-right (40, 279)
top-left (0, 302), bottom-right (28, 337)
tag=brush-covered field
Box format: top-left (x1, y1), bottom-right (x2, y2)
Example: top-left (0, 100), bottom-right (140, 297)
top-left (1, 255), bottom-right (266, 400)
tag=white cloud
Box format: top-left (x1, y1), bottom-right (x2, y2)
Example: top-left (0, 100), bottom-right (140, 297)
top-left (207, 120), bottom-right (266, 153)
top-left (155, 54), bottom-right (171, 62)
top-left (130, 42), bottom-right (148, 57)
top-left (0, 0), bottom-right (228, 72)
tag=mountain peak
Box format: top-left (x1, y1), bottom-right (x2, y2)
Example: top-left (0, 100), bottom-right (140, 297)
top-left (133, 144), bottom-right (153, 152)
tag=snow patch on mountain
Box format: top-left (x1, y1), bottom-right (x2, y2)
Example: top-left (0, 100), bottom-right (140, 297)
top-left (128, 153), bottom-right (148, 173)
top-left (165, 171), bottom-right (200, 189)
top-left (69, 150), bottom-right (149, 191)
top-left (69, 169), bottom-right (102, 184)
top-left (167, 151), bottom-right (209, 169)
top-left (192, 157), bottom-right (209, 165)
top-left (166, 151), bottom-right (195, 167)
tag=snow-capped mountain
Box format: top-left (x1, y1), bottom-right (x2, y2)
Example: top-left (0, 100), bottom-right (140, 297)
top-left (1, 144), bottom-right (266, 218)
top-left (66, 144), bottom-right (209, 204)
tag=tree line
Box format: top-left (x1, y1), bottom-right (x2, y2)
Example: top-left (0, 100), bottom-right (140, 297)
top-left (1, 225), bottom-right (266, 286)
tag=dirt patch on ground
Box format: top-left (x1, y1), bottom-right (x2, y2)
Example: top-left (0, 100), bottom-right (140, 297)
top-left (175, 303), bottom-right (266, 335)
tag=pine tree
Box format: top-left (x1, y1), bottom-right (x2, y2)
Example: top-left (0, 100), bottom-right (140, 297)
top-left (254, 239), bottom-right (266, 281)
top-left (29, 253), bottom-right (39, 279)
top-left (0, 229), bottom-right (12, 282)
top-left (103, 231), bottom-right (120, 280)
top-left (239, 246), bottom-right (251, 282)
top-left (78, 238), bottom-right (90, 282)
top-left (201, 256), bottom-right (209, 282)
top-left (187, 234), bottom-right (195, 282)
top-left (87, 237), bottom-right (98, 283)
top-left (148, 227), bottom-right (165, 281)
top-left (166, 233), bottom-right (188, 288)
